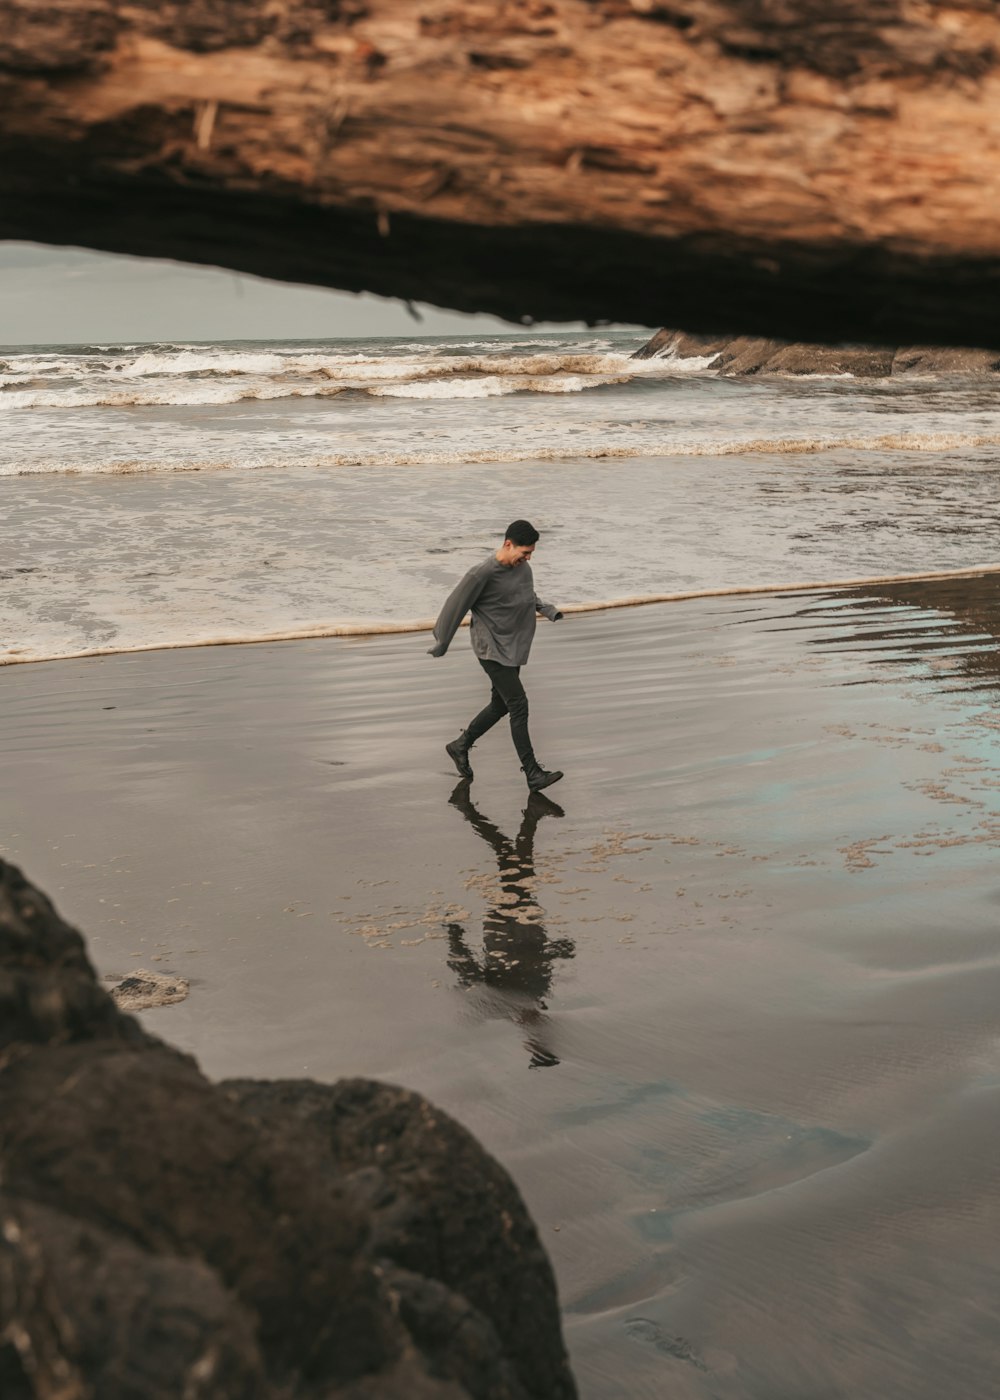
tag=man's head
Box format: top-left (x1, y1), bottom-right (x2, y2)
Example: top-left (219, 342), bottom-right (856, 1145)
top-left (497, 519), bottom-right (539, 567)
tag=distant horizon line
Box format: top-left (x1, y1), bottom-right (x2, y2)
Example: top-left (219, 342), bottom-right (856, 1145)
top-left (0, 327), bottom-right (644, 351)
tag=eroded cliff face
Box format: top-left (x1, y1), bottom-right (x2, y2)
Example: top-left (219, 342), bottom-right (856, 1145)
top-left (0, 858), bottom-right (577, 1400)
top-left (1, 0), bottom-right (1000, 342)
top-left (633, 328), bottom-right (1000, 376)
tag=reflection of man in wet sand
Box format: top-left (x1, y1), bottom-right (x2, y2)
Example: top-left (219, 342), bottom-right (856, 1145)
top-left (446, 782), bottom-right (575, 1069)
top-left (428, 519), bottom-right (564, 792)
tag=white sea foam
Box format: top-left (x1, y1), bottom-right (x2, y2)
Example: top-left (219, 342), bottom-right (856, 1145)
top-left (9, 559), bottom-right (1000, 667)
top-left (648, 350), bottom-right (721, 374)
top-left (4, 429), bottom-right (999, 478)
top-left (0, 345), bottom-right (703, 410)
top-left (370, 371), bottom-right (627, 399)
top-left (4, 333), bottom-right (1000, 491)
top-left (0, 381), bottom-right (341, 410)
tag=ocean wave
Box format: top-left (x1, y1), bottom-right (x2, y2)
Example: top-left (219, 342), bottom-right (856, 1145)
top-left (0, 364), bottom-right (643, 407)
top-left (0, 346), bottom-right (706, 409)
top-left (0, 382), bottom-right (345, 409)
top-left (5, 430), bottom-right (999, 478)
top-left (78, 342), bottom-right (191, 354)
top-left (368, 371), bottom-right (630, 399)
top-left (6, 560), bottom-right (1000, 667)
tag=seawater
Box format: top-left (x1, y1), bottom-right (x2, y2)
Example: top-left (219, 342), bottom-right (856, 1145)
top-left (2, 329), bottom-right (1000, 662)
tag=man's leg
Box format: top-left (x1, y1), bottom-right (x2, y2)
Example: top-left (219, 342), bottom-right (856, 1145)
top-left (464, 666), bottom-right (509, 746)
top-left (446, 663), bottom-right (508, 780)
top-left (480, 661), bottom-right (536, 771)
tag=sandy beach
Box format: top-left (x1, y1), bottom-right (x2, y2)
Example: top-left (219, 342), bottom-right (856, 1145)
top-left (4, 578), bottom-right (1000, 1398)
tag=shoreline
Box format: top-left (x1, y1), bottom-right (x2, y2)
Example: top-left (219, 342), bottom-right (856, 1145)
top-left (4, 559), bottom-right (1000, 668)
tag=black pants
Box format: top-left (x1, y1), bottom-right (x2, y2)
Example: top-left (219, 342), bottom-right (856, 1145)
top-left (464, 660), bottom-right (536, 770)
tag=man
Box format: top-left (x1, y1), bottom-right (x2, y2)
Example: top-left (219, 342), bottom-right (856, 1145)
top-left (427, 519), bottom-right (564, 792)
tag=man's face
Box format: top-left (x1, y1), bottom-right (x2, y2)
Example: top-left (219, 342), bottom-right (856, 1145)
top-left (505, 541), bottom-right (535, 566)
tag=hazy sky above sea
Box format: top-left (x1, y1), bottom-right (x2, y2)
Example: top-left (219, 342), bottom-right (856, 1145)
top-left (0, 241), bottom-right (620, 345)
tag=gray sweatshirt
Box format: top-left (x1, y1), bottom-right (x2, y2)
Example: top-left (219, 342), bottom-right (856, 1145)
top-left (430, 555), bottom-right (562, 666)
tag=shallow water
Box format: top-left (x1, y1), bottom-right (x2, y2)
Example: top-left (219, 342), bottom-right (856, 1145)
top-left (3, 331), bottom-right (1000, 663)
top-left (3, 584), bottom-right (1000, 1398)
top-left (5, 333), bottom-right (1000, 475)
top-left (5, 446), bottom-right (1000, 663)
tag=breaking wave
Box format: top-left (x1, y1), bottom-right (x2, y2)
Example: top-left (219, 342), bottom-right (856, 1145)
top-left (0, 344), bottom-right (714, 410)
top-left (6, 561), bottom-right (1000, 668)
top-left (5, 430), bottom-right (1000, 478)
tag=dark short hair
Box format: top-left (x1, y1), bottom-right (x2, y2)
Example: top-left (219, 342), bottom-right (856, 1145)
top-left (504, 519), bottom-right (539, 546)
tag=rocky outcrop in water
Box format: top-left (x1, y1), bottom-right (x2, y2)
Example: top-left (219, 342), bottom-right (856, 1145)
top-left (0, 858), bottom-right (577, 1400)
top-left (633, 329), bottom-right (1000, 377)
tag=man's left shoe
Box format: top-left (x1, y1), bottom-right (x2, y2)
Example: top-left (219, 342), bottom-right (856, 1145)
top-left (522, 763), bottom-right (563, 793)
top-left (446, 732), bottom-right (474, 780)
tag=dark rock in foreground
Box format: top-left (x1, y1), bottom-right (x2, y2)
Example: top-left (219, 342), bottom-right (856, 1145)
top-left (0, 859), bottom-right (577, 1400)
top-left (633, 329), bottom-right (1000, 378)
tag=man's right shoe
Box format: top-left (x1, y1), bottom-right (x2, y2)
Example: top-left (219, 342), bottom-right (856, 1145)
top-left (522, 763), bottom-right (563, 793)
top-left (446, 733), bottom-right (474, 780)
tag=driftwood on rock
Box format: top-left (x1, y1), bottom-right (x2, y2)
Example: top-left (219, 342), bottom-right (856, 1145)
top-left (2, 1), bottom-right (1000, 343)
top-left (0, 858), bottom-right (577, 1400)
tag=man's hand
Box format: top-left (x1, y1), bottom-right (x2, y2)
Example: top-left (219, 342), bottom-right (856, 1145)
top-left (427, 641), bottom-right (448, 657)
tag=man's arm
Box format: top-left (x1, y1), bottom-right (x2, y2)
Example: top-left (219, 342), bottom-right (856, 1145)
top-left (534, 594), bottom-right (563, 622)
top-left (427, 566), bottom-right (487, 656)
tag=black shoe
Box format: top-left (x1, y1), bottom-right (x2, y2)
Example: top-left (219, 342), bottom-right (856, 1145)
top-left (522, 763), bottom-right (563, 793)
top-left (446, 733), bottom-right (473, 780)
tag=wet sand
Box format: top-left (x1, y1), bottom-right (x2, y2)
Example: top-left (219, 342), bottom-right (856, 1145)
top-left (3, 581), bottom-right (1000, 1398)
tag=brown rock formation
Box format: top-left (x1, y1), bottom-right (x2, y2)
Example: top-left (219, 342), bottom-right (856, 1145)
top-left (2, 1), bottom-right (1000, 343)
top-left (0, 858), bottom-right (577, 1400)
top-left (890, 346), bottom-right (1000, 376)
top-left (633, 328), bottom-right (1000, 376)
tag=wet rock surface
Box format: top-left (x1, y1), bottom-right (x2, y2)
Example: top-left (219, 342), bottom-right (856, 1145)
top-left (0, 858), bottom-right (577, 1400)
top-left (634, 328), bottom-right (1000, 376)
